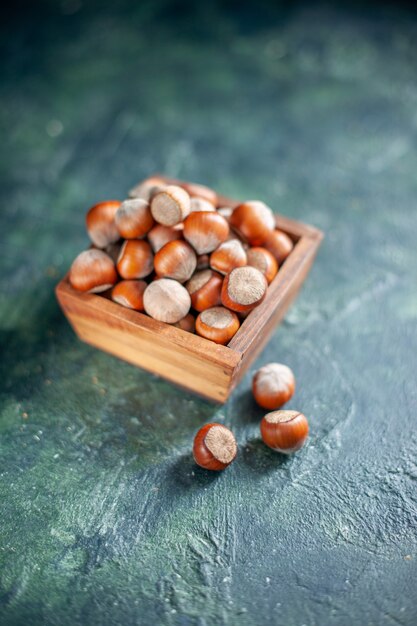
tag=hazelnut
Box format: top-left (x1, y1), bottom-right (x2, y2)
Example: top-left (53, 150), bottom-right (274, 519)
top-left (117, 240), bottom-right (154, 279)
top-left (128, 176), bottom-right (167, 201)
top-left (186, 269), bottom-right (223, 312)
top-left (190, 197), bottom-right (216, 212)
top-left (217, 206), bottom-right (234, 220)
top-left (69, 249), bottom-right (117, 293)
top-left (154, 240), bottom-right (197, 283)
top-left (210, 239), bottom-right (247, 275)
top-left (85, 200), bottom-right (121, 248)
top-left (230, 200), bottom-right (275, 245)
top-left (195, 306), bottom-right (240, 344)
top-left (143, 278), bottom-right (191, 323)
top-left (252, 363), bottom-right (295, 410)
top-left (111, 280), bottom-right (147, 310)
top-left (151, 185), bottom-right (190, 226)
top-left (260, 410), bottom-right (308, 454)
top-left (246, 247), bottom-right (278, 284)
top-left (264, 229), bottom-right (294, 264)
top-left (183, 212), bottom-right (229, 254)
top-left (115, 198), bottom-right (154, 239)
top-left (180, 181), bottom-right (217, 206)
top-left (193, 423), bottom-right (237, 470)
top-left (172, 313), bottom-right (195, 333)
top-left (147, 224), bottom-right (182, 253)
top-left (221, 266), bottom-right (268, 312)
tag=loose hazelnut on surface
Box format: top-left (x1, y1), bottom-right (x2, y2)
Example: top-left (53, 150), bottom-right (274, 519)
top-left (114, 198), bottom-right (154, 239)
top-left (143, 278), bottom-right (191, 323)
top-left (252, 363), bottom-right (295, 410)
top-left (151, 185), bottom-right (191, 226)
top-left (190, 197), bottom-right (216, 212)
top-left (69, 249), bottom-right (118, 293)
top-left (229, 201), bottom-right (275, 245)
top-left (117, 240), bottom-right (154, 279)
top-left (247, 247), bottom-right (278, 284)
top-left (195, 306), bottom-right (240, 344)
top-left (260, 410), bottom-right (308, 454)
top-left (180, 181), bottom-right (217, 206)
top-left (186, 269), bottom-right (223, 312)
top-left (193, 423), bottom-right (237, 470)
top-left (217, 206), bottom-right (234, 220)
top-left (172, 313), bottom-right (195, 333)
top-left (221, 266), bottom-right (268, 312)
top-left (183, 212), bottom-right (229, 254)
top-left (111, 280), bottom-right (147, 310)
top-left (264, 229), bottom-right (294, 264)
top-left (86, 201), bottom-right (121, 248)
top-left (128, 176), bottom-right (167, 201)
top-left (210, 239), bottom-right (247, 275)
top-left (154, 240), bottom-right (197, 283)
top-left (147, 224), bottom-right (183, 253)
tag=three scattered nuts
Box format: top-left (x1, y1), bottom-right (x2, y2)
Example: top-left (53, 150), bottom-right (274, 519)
top-left (69, 176), bottom-right (294, 345)
top-left (193, 362), bottom-right (309, 471)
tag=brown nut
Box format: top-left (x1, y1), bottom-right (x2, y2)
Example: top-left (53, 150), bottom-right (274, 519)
top-left (210, 239), bottom-right (247, 275)
top-left (252, 363), bottom-right (295, 410)
top-left (147, 224), bottom-right (183, 253)
top-left (186, 269), bottom-right (223, 312)
top-left (221, 266), bottom-right (267, 313)
top-left (86, 201), bottom-right (121, 248)
top-left (117, 240), bottom-right (154, 279)
top-left (128, 176), bottom-right (167, 201)
top-left (246, 247), bottom-right (278, 284)
top-left (180, 181), bottom-right (217, 206)
top-left (69, 249), bottom-right (117, 293)
top-left (264, 229), bottom-right (294, 264)
top-left (193, 423), bottom-right (237, 470)
top-left (195, 306), bottom-right (240, 345)
top-left (172, 313), bottom-right (195, 333)
top-left (151, 185), bottom-right (191, 226)
top-left (190, 197), bottom-right (216, 213)
top-left (260, 410), bottom-right (308, 454)
top-left (229, 201), bottom-right (275, 245)
top-left (143, 278), bottom-right (191, 323)
top-left (183, 212), bottom-right (229, 254)
top-left (154, 240), bottom-right (197, 283)
top-left (111, 280), bottom-right (147, 310)
top-left (115, 198), bottom-right (154, 239)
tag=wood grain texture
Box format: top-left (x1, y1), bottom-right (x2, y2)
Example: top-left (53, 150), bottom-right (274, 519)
top-left (56, 178), bottom-right (322, 402)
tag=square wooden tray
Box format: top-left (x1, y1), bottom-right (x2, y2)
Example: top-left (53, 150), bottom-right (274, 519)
top-left (56, 177), bottom-right (323, 403)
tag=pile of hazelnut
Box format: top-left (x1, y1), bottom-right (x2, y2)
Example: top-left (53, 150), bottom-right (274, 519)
top-left (193, 362), bottom-right (309, 470)
top-left (68, 176), bottom-right (294, 345)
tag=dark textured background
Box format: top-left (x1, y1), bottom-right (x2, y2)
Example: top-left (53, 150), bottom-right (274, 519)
top-left (1, 1), bottom-right (417, 624)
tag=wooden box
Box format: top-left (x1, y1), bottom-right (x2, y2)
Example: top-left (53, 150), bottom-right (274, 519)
top-left (56, 178), bottom-right (323, 403)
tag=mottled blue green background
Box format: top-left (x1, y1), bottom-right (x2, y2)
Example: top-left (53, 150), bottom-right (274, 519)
top-left (1, 1), bottom-right (417, 624)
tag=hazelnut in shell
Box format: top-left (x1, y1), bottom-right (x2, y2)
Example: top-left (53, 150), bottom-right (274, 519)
top-left (260, 410), bottom-right (308, 454)
top-left (151, 185), bottom-right (190, 226)
top-left (117, 240), bottom-right (154, 279)
top-left (69, 249), bottom-right (117, 293)
top-left (193, 423), bottom-right (237, 470)
top-left (210, 239), bottom-right (247, 275)
top-left (143, 278), bottom-right (191, 323)
top-left (229, 200), bottom-right (275, 245)
top-left (111, 280), bottom-right (147, 311)
top-left (154, 240), bottom-right (197, 283)
top-left (221, 266), bottom-right (268, 313)
top-left (252, 363), bottom-right (295, 410)
top-left (115, 198), bottom-right (154, 239)
top-left (86, 200), bottom-right (121, 248)
top-left (247, 247), bottom-right (278, 284)
top-left (195, 306), bottom-right (240, 345)
top-left (186, 269), bottom-right (223, 312)
top-left (183, 211), bottom-right (229, 254)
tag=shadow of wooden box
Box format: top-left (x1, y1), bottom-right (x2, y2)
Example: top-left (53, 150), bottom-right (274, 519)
top-left (56, 176), bottom-right (323, 403)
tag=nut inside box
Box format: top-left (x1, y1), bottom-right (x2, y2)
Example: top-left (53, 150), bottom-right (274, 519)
top-left (56, 176), bottom-right (323, 403)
